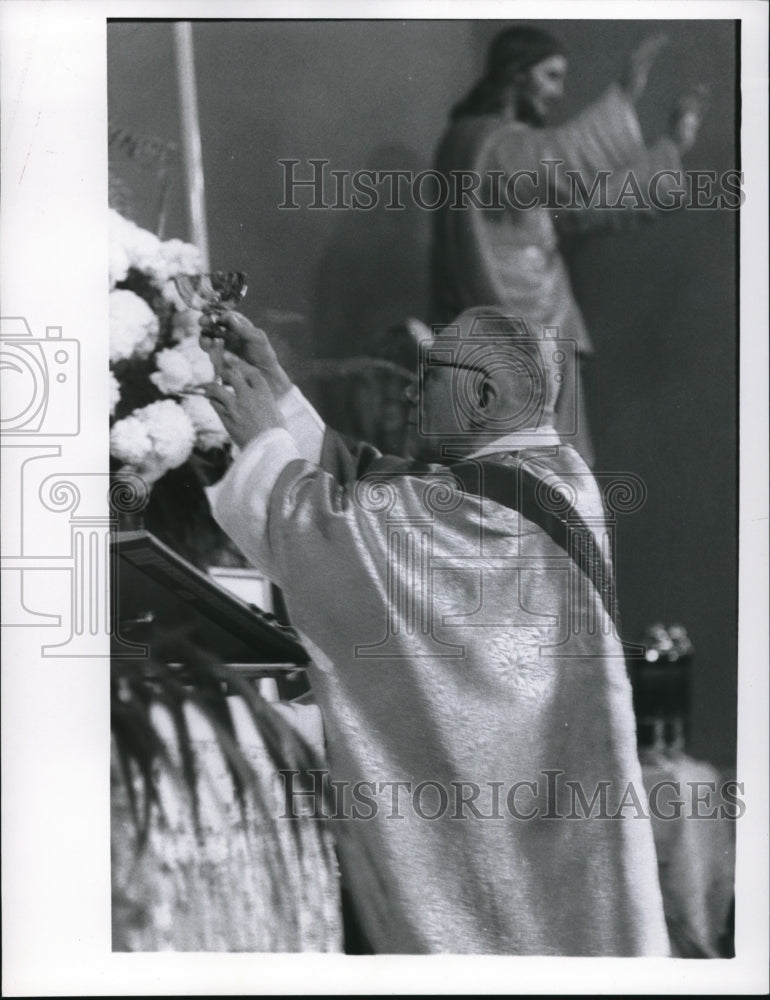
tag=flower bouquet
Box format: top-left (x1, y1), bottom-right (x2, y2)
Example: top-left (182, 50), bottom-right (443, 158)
top-left (108, 209), bottom-right (240, 567)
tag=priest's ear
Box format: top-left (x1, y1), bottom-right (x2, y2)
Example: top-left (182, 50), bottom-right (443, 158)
top-left (476, 373), bottom-right (505, 424)
top-left (478, 376), bottom-right (496, 411)
top-left (480, 369), bottom-right (533, 431)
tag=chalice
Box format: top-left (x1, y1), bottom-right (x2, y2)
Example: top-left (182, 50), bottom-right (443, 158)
top-left (174, 271), bottom-right (248, 384)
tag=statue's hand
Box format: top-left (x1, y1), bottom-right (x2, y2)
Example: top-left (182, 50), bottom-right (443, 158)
top-left (622, 33), bottom-right (669, 103)
top-left (668, 85), bottom-right (709, 154)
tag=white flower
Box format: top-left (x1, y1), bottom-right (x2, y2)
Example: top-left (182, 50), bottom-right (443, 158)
top-left (181, 393), bottom-right (229, 449)
top-left (150, 336), bottom-right (214, 394)
top-left (160, 279), bottom-right (189, 310)
top-left (158, 237), bottom-right (203, 281)
top-left (108, 240), bottom-right (131, 289)
top-left (149, 348), bottom-right (194, 395)
top-left (109, 289), bottom-right (159, 362)
top-left (110, 414), bottom-right (153, 466)
top-left (110, 399), bottom-right (196, 483)
top-left (141, 399), bottom-right (196, 467)
top-left (109, 209), bottom-right (162, 276)
top-left (109, 370), bottom-right (121, 416)
top-left (170, 307), bottom-right (204, 343)
top-left (108, 211), bottom-right (200, 286)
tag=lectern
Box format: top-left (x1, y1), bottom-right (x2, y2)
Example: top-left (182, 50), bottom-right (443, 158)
top-left (111, 529), bottom-right (308, 684)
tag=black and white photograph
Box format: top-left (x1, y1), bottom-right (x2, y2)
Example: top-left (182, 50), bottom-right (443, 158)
top-left (1, 1), bottom-right (768, 995)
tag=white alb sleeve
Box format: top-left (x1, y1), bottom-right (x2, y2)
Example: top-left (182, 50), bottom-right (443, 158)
top-left (276, 385), bottom-right (325, 463)
top-left (210, 427), bottom-right (303, 582)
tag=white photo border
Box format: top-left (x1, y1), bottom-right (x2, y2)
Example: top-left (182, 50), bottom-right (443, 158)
top-left (1, 0), bottom-right (767, 995)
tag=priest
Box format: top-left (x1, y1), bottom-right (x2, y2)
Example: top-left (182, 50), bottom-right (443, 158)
top-left (201, 307), bottom-right (669, 956)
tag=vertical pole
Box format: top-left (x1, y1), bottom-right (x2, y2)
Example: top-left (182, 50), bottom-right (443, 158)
top-left (173, 21), bottom-right (210, 268)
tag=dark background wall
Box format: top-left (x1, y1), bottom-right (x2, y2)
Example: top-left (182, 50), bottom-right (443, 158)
top-left (108, 18), bottom-right (738, 767)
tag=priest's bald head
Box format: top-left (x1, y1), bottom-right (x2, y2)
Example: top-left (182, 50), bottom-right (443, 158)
top-left (405, 307), bottom-right (568, 462)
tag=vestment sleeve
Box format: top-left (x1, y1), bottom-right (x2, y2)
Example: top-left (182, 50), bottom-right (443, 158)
top-left (210, 428), bottom-right (476, 638)
top-left (203, 388), bottom-right (323, 522)
top-left (276, 384), bottom-right (325, 462)
top-left (318, 427), bottom-right (402, 484)
top-left (274, 384), bottom-right (408, 478)
top-left (210, 427), bottom-right (305, 584)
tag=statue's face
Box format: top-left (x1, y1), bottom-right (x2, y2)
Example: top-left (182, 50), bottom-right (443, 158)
top-left (517, 54), bottom-right (568, 126)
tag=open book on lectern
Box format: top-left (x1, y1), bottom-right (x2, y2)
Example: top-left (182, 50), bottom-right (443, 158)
top-left (111, 529), bottom-right (308, 667)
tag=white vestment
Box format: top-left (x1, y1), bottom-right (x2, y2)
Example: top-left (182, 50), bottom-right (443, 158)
top-left (211, 388), bottom-right (669, 955)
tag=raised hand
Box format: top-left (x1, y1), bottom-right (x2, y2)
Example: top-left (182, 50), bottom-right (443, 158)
top-left (199, 310), bottom-right (292, 397)
top-left (622, 34), bottom-right (669, 103)
top-left (202, 360), bottom-right (283, 449)
top-left (668, 84), bottom-right (709, 154)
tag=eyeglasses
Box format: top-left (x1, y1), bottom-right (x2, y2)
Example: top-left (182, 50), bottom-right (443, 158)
top-left (421, 359), bottom-right (490, 377)
top-left (402, 360), bottom-right (489, 403)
